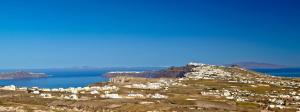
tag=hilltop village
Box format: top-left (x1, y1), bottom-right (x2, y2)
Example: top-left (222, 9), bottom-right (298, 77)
top-left (1, 63), bottom-right (300, 112)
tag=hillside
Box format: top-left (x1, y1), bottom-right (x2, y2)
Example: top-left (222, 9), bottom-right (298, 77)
top-left (1, 63), bottom-right (300, 112)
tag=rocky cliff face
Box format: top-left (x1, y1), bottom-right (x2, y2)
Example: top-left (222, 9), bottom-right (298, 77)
top-left (0, 71), bottom-right (48, 79)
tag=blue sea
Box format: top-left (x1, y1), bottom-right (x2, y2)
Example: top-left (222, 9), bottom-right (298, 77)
top-left (0, 67), bottom-right (162, 88)
top-left (1, 67), bottom-right (299, 88)
top-left (252, 68), bottom-right (300, 77)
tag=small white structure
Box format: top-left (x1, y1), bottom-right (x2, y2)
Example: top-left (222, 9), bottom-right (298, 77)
top-left (71, 89), bottom-right (78, 94)
top-left (125, 83), bottom-right (162, 90)
top-left (58, 88), bottom-right (65, 92)
top-left (275, 100), bottom-right (285, 105)
top-left (104, 91), bottom-right (110, 94)
top-left (41, 88), bottom-right (51, 92)
top-left (269, 104), bottom-right (275, 108)
top-left (128, 93), bottom-right (144, 98)
top-left (90, 90), bottom-right (99, 94)
top-left (32, 90), bottom-right (40, 94)
top-left (275, 105), bottom-right (285, 109)
top-left (223, 91), bottom-right (231, 97)
top-left (236, 97), bottom-right (247, 102)
top-left (149, 93), bottom-right (168, 99)
top-left (226, 96), bottom-right (234, 100)
top-left (293, 96), bottom-right (300, 100)
top-left (70, 94), bottom-right (79, 100)
top-left (51, 88), bottom-right (59, 92)
top-left (99, 85), bottom-right (119, 91)
top-left (83, 87), bottom-right (91, 91)
top-left (32, 87), bottom-right (39, 89)
top-left (18, 87), bottom-right (28, 91)
top-left (101, 94), bottom-right (122, 99)
top-left (187, 62), bottom-right (206, 66)
top-left (40, 93), bottom-right (52, 98)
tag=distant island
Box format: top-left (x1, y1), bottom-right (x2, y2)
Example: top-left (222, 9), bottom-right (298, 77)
top-left (0, 71), bottom-right (48, 80)
top-left (228, 62), bottom-right (287, 69)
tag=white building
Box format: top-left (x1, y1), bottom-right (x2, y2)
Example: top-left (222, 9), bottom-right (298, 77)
top-left (128, 93), bottom-right (144, 98)
top-left (101, 94), bottom-right (122, 99)
top-left (40, 93), bottom-right (52, 98)
top-left (149, 93), bottom-right (168, 99)
top-left (32, 90), bottom-right (40, 94)
top-left (70, 94), bottom-right (79, 100)
top-left (90, 90), bottom-right (99, 94)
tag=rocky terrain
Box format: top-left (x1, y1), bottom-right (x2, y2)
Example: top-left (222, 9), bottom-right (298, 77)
top-left (0, 63), bottom-right (300, 112)
top-left (0, 71), bottom-right (48, 80)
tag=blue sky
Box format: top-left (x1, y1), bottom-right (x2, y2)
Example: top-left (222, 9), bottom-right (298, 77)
top-left (0, 0), bottom-right (299, 68)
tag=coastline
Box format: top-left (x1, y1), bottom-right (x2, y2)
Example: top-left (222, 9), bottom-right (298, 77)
top-left (1, 67), bottom-right (300, 89)
top-left (1, 63), bottom-right (300, 111)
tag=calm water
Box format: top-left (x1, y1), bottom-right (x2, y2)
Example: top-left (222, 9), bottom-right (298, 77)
top-left (252, 68), bottom-right (300, 77)
top-left (1, 67), bottom-right (299, 88)
top-left (0, 67), bottom-right (162, 88)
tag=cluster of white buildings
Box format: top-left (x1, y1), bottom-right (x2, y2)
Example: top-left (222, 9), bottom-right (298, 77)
top-left (184, 63), bottom-right (232, 80)
top-left (0, 83), bottom-right (169, 100)
top-left (200, 88), bottom-right (251, 102)
top-left (125, 93), bottom-right (168, 99)
top-left (127, 93), bottom-right (144, 98)
top-left (100, 93), bottom-right (122, 99)
top-left (48, 85), bottom-right (119, 94)
top-left (123, 79), bottom-right (175, 90)
top-left (265, 90), bottom-right (300, 109)
top-left (0, 85), bottom-right (120, 100)
top-left (147, 93), bottom-right (168, 99)
top-left (62, 94), bottom-right (79, 100)
top-left (99, 93), bottom-right (168, 99)
top-left (40, 93), bottom-right (52, 98)
top-left (124, 83), bottom-right (163, 90)
top-left (185, 63), bottom-right (300, 110)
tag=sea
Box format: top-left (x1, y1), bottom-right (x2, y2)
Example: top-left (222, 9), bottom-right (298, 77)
top-left (252, 68), bottom-right (300, 77)
top-left (0, 67), bottom-right (300, 88)
top-left (0, 67), bottom-right (162, 88)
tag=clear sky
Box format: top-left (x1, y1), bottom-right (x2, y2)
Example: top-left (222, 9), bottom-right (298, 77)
top-left (0, 0), bottom-right (299, 68)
